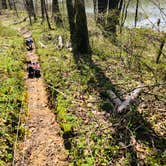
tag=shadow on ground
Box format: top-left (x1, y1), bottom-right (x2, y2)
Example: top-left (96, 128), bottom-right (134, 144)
top-left (73, 52), bottom-right (166, 165)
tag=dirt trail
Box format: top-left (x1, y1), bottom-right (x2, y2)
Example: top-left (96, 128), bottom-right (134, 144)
top-left (14, 28), bottom-right (68, 166)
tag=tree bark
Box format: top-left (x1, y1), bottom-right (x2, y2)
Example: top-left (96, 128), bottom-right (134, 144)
top-left (43, 0), bottom-right (52, 29)
top-left (30, 0), bottom-right (37, 21)
top-left (41, 0), bottom-right (45, 23)
top-left (135, 0), bottom-right (139, 27)
top-left (74, 0), bottom-right (90, 54)
top-left (24, 0), bottom-right (32, 25)
top-left (52, 0), bottom-right (62, 26)
top-left (2, 0), bottom-right (7, 9)
top-left (12, 0), bottom-right (19, 17)
top-left (93, 0), bottom-right (97, 20)
top-left (66, 0), bottom-right (75, 48)
top-left (156, 34), bottom-right (166, 64)
top-left (66, 0), bottom-right (90, 55)
top-left (8, 0), bottom-right (13, 10)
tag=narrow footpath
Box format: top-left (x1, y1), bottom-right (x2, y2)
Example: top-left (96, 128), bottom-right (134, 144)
top-left (14, 28), bottom-right (68, 166)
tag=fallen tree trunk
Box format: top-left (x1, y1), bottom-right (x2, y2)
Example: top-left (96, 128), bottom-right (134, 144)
top-left (107, 90), bottom-right (122, 107)
top-left (107, 83), bottom-right (143, 113)
top-left (117, 85), bottom-right (143, 113)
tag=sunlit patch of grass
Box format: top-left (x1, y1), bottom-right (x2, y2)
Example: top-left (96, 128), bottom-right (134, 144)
top-left (0, 24), bottom-right (27, 164)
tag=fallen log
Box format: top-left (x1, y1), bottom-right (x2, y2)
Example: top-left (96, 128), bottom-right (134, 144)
top-left (107, 90), bottom-right (122, 107)
top-left (117, 84), bottom-right (143, 113)
top-left (107, 83), bottom-right (143, 113)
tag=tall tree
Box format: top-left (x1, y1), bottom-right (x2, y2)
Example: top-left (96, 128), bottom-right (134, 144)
top-left (8, 0), bottom-right (13, 10)
top-left (66, 0), bottom-right (90, 54)
top-left (12, 0), bottom-right (19, 17)
top-left (93, 0), bottom-right (97, 20)
top-left (30, 0), bottom-right (37, 21)
top-left (41, 0), bottom-right (45, 23)
top-left (74, 0), bottom-right (90, 54)
top-left (156, 34), bottom-right (166, 64)
top-left (40, 0), bottom-right (51, 29)
top-left (52, 0), bottom-right (62, 26)
top-left (24, 0), bottom-right (32, 25)
top-left (134, 0), bottom-right (139, 27)
top-left (66, 0), bottom-right (75, 47)
top-left (2, 0), bottom-right (7, 9)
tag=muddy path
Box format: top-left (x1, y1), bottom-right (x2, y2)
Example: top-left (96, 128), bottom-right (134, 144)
top-left (14, 28), bottom-right (68, 166)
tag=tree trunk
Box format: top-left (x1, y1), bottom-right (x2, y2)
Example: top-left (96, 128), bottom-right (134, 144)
top-left (93, 0), bottom-right (97, 20)
top-left (66, 0), bottom-right (75, 47)
top-left (52, 0), bottom-right (62, 26)
top-left (2, 0), bottom-right (7, 9)
top-left (74, 0), bottom-right (90, 54)
top-left (135, 0), bottom-right (139, 27)
top-left (41, 0), bottom-right (45, 23)
top-left (43, 0), bottom-right (52, 29)
top-left (156, 34), bottom-right (166, 64)
top-left (8, 0), bottom-right (13, 10)
top-left (30, 0), bottom-right (37, 21)
top-left (24, 0), bottom-right (32, 25)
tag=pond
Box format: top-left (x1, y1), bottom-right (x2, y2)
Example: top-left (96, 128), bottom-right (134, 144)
top-left (83, 0), bottom-right (166, 31)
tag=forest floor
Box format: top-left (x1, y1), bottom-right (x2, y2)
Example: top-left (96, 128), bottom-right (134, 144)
top-left (14, 28), bottom-right (68, 166)
top-left (0, 12), bottom-right (166, 166)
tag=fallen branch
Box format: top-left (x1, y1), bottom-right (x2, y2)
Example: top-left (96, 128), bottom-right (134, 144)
top-left (117, 84), bottom-right (143, 113)
top-left (107, 90), bottom-right (122, 107)
top-left (107, 83), bottom-right (143, 113)
top-left (39, 41), bottom-right (47, 48)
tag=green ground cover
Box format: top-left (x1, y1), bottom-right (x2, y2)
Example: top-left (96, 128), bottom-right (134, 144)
top-left (29, 19), bottom-right (166, 165)
top-left (0, 23), bottom-right (27, 165)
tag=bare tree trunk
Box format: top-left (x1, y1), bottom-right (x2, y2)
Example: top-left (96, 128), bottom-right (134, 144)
top-left (12, 0), bottom-right (19, 17)
top-left (52, 0), bottom-right (62, 26)
top-left (66, 0), bottom-right (75, 46)
top-left (120, 0), bottom-right (131, 33)
top-left (135, 0), bottom-right (139, 27)
top-left (8, 0), bottom-right (13, 10)
top-left (41, 0), bottom-right (45, 23)
top-left (156, 34), bottom-right (166, 63)
top-left (24, 0), bottom-right (32, 25)
top-left (93, 0), bottom-right (97, 20)
top-left (2, 0), bottom-right (7, 9)
top-left (74, 0), bottom-right (90, 54)
top-left (34, 0), bottom-right (38, 16)
top-left (43, 0), bottom-right (52, 29)
top-left (30, 0), bottom-right (37, 21)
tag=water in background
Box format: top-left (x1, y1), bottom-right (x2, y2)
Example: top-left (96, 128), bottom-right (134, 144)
top-left (83, 0), bottom-right (166, 31)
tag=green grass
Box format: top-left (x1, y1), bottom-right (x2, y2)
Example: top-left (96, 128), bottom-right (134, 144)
top-left (0, 23), bottom-right (27, 165)
top-left (22, 18), bottom-right (166, 165)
